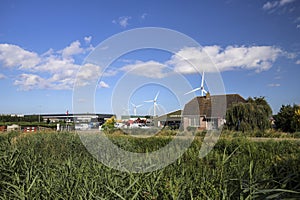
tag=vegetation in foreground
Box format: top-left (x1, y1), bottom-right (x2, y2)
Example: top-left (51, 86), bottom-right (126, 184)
top-left (0, 131), bottom-right (300, 199)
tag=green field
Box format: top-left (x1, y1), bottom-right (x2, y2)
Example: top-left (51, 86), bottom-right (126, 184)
top-left (1, 131), bottom-right (300, 199)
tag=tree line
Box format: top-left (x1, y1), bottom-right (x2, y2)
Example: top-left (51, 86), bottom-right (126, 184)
top-left (225, 97), bottom-right (300, 133)
top-left (0, 115), bottom-right (41, 123)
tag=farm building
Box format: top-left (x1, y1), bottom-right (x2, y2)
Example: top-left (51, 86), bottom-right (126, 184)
top-left (182, 93), bottom-right (246, 130)
top-left (154, 110), bottom-right (182, 129)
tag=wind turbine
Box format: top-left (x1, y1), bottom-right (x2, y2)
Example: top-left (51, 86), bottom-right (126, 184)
top-left (185, 71), bottom-right (207, 96)
top-left (144, 91), bottom-right (160, 117)
top-left (131, 102), bottom-right (143, 116)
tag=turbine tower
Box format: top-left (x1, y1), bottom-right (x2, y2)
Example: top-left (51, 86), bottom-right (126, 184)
top-left (131, 102), bottom-right (143, 116)
top-left (144, 91), bottom-right (160, 117)
top-left (185, 71), bottom-right (207, 96)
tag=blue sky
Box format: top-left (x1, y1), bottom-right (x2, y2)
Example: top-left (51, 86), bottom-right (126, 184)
top-left (0, 0), bottom-right (299, 115)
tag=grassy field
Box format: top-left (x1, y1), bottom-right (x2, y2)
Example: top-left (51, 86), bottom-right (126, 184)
top-left (0, 131), bottom-right (300, 199)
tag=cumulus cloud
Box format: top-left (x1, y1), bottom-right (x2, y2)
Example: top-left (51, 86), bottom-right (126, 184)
top-left (169, 45), bottom-right (282, 74)
top-left (14, 74), bottom-right (48, 90)
top-left (121, 60), bottom-right (169, 78)
top-left (0, 38), bottom-right (294, 90)
top-left (296, 60), bottom-right (300, 64)
top-left (75, 63), bottom-right (103, 87)
top-left (0, 37), bottom-right (102, 90)
top-left (0, 44), bottom-right (40, 69)
top-left (61, 40), bottom-right (84, 59)
top-left (84, 36), bottom-right (92, 44)
top-left (99, 81), bottom-right (109, 88)
top-left (112, 16), bottom-right (131, 28)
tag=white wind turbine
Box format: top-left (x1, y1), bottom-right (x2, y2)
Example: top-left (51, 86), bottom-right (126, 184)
top-left (131, 102), bottom-right (143, 116)
top-left (185, 71), bottom-right (207, 96)
top-left (144, 91), bottom-right (160, 117)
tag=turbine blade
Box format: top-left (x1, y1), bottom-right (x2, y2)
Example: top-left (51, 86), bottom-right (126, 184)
top-left (136, 104), bottom-right (143, 108)
top-left (201, 71), bottom-right (205, 88)
top-left (184, 87), bottom-right (201, 95)
top-left (154, 91), bottom-right (160, 101)
top-left (144, 100), bottom-right (154, 103)
top-left (155, 103), bottom-right (161, 111)
top-left (131, 102), bottom-right (136, 107)
top-left (202, 89), bottom-right (207, 94)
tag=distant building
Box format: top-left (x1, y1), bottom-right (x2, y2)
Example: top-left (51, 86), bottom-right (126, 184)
top-left (182, 93), bottom-right (246, 130)
top-left (154, 110), bottom-right (182, 129)
top-left (7, 124), bottom-right (20, 132)
top-left (41, 113), bottom-right (114, 124)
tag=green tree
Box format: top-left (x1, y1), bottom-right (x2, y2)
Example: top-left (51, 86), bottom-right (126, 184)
top-left (273, 104), bottom-right (300, 133)
top-left (225, 97), bottom-right (272, 132)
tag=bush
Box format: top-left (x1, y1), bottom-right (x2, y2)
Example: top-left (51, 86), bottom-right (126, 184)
top-left (186, 126), bottom-right (197, 132)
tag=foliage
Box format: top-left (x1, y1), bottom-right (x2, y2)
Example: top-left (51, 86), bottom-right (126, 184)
top-left (101, 116), bottom-right (116, 133)
top-left (273, 104), bottom-right (300, 133)
top-left (225, 96), bottom-right (272, 132)
top-left (186, 126), bottom-right (197, 132)
top-left (0, 114), bottom-right (41, 123)
top-left (0, 132), bottom-right (300, 199)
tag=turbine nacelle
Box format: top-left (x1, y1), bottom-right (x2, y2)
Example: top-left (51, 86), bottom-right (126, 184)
top-left (144, 91), bottom-right (160, 117)
top-left (131, 102), bottom-right (143, 116)
top-left (185, 71), bottom-right (208, 96)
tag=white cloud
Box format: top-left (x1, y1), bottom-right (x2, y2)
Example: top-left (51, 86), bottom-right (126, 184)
top-left (297, 24), bottom-right (300, 29)
top-left (121, 60), bottom-right (169, 78)
top-left (296, 60), bottom-right (300, 64)
top-left (168, 46), bottom-right (216, 74)
top-left (84, 36), bottom-right (92, 44)
top-left (279, 0), bottom-right (295, 6)
top-left (61, 40), bottom-right (84, 58)
top-left (75, 63), bottom-right (102, 87)
top-left (102, 69), bottom-right (118, 77)
top-left (169, 45), bottom-right (282, 74)
top-left (0, 73), bottom-right (6, 79)
top-left (14, 74), bottom-right (48, 90)
top-left (263, 1), bottom-right (278, 10)
top-left (0, 38), bottom-right (97, 90)
top-left (0, 44), bottom-right (40, 69)
top-left (99, 81), bottom-right (109, 88)
top-left (0, 39), bottom-right (294, 90)
top-left (113, 16), bottom-right (131, 28)
top-left (267, 83), bottom-right (281, 87)
top-left (263, 0), bottom-right (295, 10)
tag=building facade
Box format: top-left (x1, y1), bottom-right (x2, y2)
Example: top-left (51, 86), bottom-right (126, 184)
top-left (182, 93), bottom-right (246, 130)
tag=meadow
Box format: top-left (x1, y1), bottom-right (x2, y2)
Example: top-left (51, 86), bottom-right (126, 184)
top-left (0, 131), bottom-right (300, 199)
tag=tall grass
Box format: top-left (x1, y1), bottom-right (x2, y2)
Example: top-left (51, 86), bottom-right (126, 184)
top-left (0, 131), bottom-right (299, 199)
